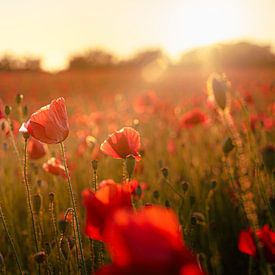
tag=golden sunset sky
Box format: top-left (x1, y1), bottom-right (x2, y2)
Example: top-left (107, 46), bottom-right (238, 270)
top-left (1, 0), bottom-right (275, 71)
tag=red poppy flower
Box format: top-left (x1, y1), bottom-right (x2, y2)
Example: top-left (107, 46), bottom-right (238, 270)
top-left (27, 138), bottom-right (47, 160)
top-left (25, 97), bottom-right (69, 144)
top-left (238, 225), bottom-right (275, 263)
top-left (97, 206), bottom-right (203, 275)
top-left (257, 225), bottom-right (275, 263)
top-left (179, 109), bottom-right (207, 129)
top-left (100, 127), bottom-right (141, 161)
top-left (42, 157), bottom-right (67, 178)
top-left (238, 229), bottom-right (257, 257)
top-left (82, 182), bottom-right (132, 241)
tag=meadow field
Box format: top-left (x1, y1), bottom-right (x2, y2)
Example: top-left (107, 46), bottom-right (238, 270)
top-left (0, 67), bottom-right (274, 274)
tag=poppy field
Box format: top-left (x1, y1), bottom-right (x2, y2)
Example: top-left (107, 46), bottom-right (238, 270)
top-left (0, 67), bottom-right (274, 275)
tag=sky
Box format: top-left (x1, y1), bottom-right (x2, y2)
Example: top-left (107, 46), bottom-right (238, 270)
top-left (1, 0), bottom-right (275, 71)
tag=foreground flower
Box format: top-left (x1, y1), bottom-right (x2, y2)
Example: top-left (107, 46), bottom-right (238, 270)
top-left (82, 182), bottom-right (132, 241)
top-left (25, 97), bottom-right (69, 144)
top-left (100, 127), bottom-right (141, 161)
top-left (238, 225), bottom-right (275, 263)
top-left (27, 138), bottom-right (47, 160)
top-left (97, 206), bottom-right (203, 275)
top-left (43, 157), bottom-right (67, 178)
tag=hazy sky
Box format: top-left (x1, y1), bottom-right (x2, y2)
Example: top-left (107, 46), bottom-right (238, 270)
top-left (1, 0), bottom-right (275, 70)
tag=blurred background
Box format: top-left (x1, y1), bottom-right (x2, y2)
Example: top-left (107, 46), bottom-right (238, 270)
top-left (0, 0), bottom-right (275, 72)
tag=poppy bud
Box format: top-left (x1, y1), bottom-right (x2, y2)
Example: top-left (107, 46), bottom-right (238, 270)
top-left (19, 123), bottom-right (30, 139)
top-left (34, 251), bottom-right (46, 264)
top-left (0, 252), bottom-right (4, 268)
top-left (32, 194), bottom-right (42, 214)
top-left (58, 220), bottom-right (70, 235)
top-left (210, 180), bottom-right (217, 189)
top-left (207, 73), bottom-right (230, 110)
top-left (91, 160), bottom-right (98, 171)
top-left (86, 135), bottom-right (97, 149)
top-left (44, 242), bottom-right (51, 255)
top-left (223, 137), bottom-right (234, 155)
top-left (23, 105), bottom-right (28, 117)
top-left (152, 190), bottom-right (160, 200)
top-left (192, 212), bottom-right (206, 224)
top-left (49, 192), bottom-right (55, 203)
top-left (165, 200), bottom-right (171, 208)
top-left (135, 184), bottom-right (142, 198)
top-left (60, 238), bottom-right (70, 260)
top-left (190, 195), bottom-right (196, 207)
top-left (262, 145), bottom-right (275, 172)
top-left (68, 237), bottom-right (75, 250)
top-left (4, 106), bottom-right (12, 116)
top-left (1, 121), bottom-right (5, 131)
top-left (16, 94), bottom-right (24, 105)
top-left (126, 155), bottom-right (136, 179)
top-left (161, 167), bottom-right (169, 179)
top-left (181, 181), bottom-right (189, 193)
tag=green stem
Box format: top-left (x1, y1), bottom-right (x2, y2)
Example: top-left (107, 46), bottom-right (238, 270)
top-left (23, 139), bottom-right (39, 252)
top-left (60, 142), bottom-right (87, 275)
top-left (0, 202), bottom-right (23, 274)
top-left (49, 201), bottom-right (62, 271)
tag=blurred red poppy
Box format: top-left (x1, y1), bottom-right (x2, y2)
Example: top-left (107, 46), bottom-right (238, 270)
top-left (82, 182), bottom-right (132, 241)
top-left (100, 127), bottom-right (141, 161)
top-left (25, 97), bottom-right (69, 144)
top-left (179, 109), bottom-right (207, 129)
top-left (27, 138), bottom-right (47, 160)
top-left (42, 157), bottom-right (67, 178)
top-left (97, 206), bottom-right (203, 275)
top-left (238, 225), bottom-right (275, 263)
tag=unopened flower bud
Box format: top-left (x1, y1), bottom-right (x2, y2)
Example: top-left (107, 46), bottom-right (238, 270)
top-left (4, 106), bottom-right (12, 116)
top-left (60, 238), bottom-right (70, 260)
top-left (181, 181), bottom-right (189, 193)
top-left (152, 190), bottom-right (160, 200)
top-left (223, 137), bottom-right (234, 155)
top-left (34, 251), bottom-right (46, 264)
top-left (0, 252), bottom-right (4, 268)
top-left (262, 145), bottom-right (275, 173)
top-left (16, 94), bottom-right (24, 105)
top-left (32, 194), bottom-right (42, 214)
top-left (19, 123), bottom-right (30, 139)
top-left (23, 105), bottom-right (28, 117)
top-left (207, 73), bottom-right (230, 110)
top-left (161, 167), bottom-right (169, 178)
top-left (49, 192), bottom-right (55, 203)
top-left (58, 220), bottom-right (69, 235)
top-left (91, 159), bottom-right (98, 171)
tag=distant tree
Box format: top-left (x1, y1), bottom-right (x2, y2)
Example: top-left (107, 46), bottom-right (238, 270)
top-left (0, 54), bottom-right (41, 71)
top-left (179, 42), bottom-right (275, 68)
top-left (68, 49), bottom-right (116, 70)
top-left (120, 49), bottom-right (169, 67)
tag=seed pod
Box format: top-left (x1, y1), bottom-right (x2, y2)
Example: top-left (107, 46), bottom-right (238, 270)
top-left (126, 155), bottom-right (136, 179)
top-left (49, 192), bottom-right (55, 203)
top-left (34, 251), bottom-right (46, 264)
top-left (165, 199), bottom-right (171, 208)
top-left (91, 159), bottom-right (98, 171)
top-left (207, 73), bottom-right (230, 110)
top-left (262, 145), bottom-right (275, 172)
top-left (23, 105), bottom-right (28, 117)
top-left (4, 106), bottom-right (12, 116)
top-left (161, 167), bottom-right (169, 178)
top-left (181, 181), bottom-right (189, 193)
top-left (32, 194), bottom-right (42, 214)
top-left (0, 252), bottom-right (4, 268)
top-left (152, 190), bottom-right (160, 200)
top-left (16, 94), bottom-right (24, 105)
top-left (60, 238), bottom-right (70, 260)
top-left (223, 137), bottom-right (234, 155)
top-left (58, 220), bottom-right (70, 235)
top-left (44, 242), bottom-right (51, 255)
